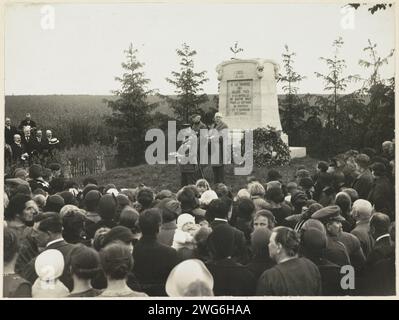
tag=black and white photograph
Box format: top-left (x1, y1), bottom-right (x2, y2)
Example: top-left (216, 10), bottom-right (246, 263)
top-left (1, 1), bottom-right (396, 300)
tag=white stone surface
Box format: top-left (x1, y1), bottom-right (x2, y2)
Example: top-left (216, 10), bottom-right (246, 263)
top-left (289, 147), bottom-right (307, 158)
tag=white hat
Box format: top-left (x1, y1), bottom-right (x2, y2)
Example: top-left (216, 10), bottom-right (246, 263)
top-left (214, 112), bottom-right (223, 118)
top-left (106, 188), bottom-right (119, 197)
top-left (177, 213), bottom-right (195, 230)
top-left (35, 249), bottom-right (64, 281)
top-left (200, 190), bottom-right (218, 206)
top-left (166, 259), bottom-right (214, 297)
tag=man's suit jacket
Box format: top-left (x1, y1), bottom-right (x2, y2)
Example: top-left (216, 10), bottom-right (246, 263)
top-left (352, 169), bottom-right (374, 200)
top-left (366, 236), bottom-right (394, 267)
top-left (5, 126), bottom-right (18, 145)
top-left (10, 143), bottom-right (25, 162)
top-left (21, 136), bottom-right (36, 155)
top-left (21, 240), bottom-right (76, 291)
top-left (210, 220), bottom-right (249, 265)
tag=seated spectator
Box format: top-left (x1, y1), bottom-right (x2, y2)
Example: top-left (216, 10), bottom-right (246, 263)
top-left (166, 259), bottom-right (214, 297)
top-left (68, 245), bottom-right (103, 297)
top-left (99, 243), bottom-right (148, 297)
top-left (133, 208), bottom-right (179, 296)
top-left (246, 228), bottom-right (275, 281)
top-left (256, 227), bottom-right (322, 296)
top-left (32, 249), bottom-right (70, 298)
top-left (3, 227), bottom-right (32, 298)
top-left (206, 224), bottom-right (256, 296)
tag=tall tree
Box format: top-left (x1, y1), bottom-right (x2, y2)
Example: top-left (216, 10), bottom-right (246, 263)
top-left (105, 43), bottom-right (157, 167)
top-left (314, 37), bottom-right (359, 129)
top-left (278, 45), bottom-right (306, 146)
top-left (165, 43), bottom-right (209, 123)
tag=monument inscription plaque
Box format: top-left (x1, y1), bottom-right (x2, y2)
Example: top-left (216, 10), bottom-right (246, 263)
top-left (227, 79), bottom-right (253, 116)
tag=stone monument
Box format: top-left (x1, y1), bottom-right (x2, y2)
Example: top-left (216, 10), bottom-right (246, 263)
top-left (216, 58), bottom-right (306, 158)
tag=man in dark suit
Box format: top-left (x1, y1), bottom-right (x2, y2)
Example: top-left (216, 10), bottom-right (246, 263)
top-left (133, 208), bottom-right (179, 296)
top-left (21, 213), bottom-right (76, 291)
top-left (257, 227), bottom-right (322, 296)
top-left (21, 126), bottom-right (36, 157)
top-left (206, 223), bottom-right (256, 296)
top-left (19, 113), bottom-right (37, 131)
top-left (208, 198), bottom-right (249, 264)
top-left (5, 117), bottom-right (18, 146)
top-left (359, 213), bottom-right (395, 295)
top-left (10, 134), bottom-right (26, 166)
top-left (352, 154), bottom-right (374, 200)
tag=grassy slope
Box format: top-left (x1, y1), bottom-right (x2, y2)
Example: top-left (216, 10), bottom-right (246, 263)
top-left (84, 156), bottom-right (318, 193)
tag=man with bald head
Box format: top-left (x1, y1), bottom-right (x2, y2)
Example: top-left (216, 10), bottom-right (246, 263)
top-left (350, 199), bottom-right (374, 258)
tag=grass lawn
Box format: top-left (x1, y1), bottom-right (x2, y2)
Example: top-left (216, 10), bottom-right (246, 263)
top-left (85, 156), bottom-right (319, 193)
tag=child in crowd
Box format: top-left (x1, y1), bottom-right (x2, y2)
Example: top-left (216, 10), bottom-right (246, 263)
top-left (172, 214), bottom-right (199, 251)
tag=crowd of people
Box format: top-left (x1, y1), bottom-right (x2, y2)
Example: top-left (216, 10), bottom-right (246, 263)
top-left (5, 113), bottom-right (60, 171)
top-left (3, 137), bottom-right (395, 298)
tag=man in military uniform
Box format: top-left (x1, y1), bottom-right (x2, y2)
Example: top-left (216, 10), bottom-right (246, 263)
top-left (311, 206), bottom-right (366, 271)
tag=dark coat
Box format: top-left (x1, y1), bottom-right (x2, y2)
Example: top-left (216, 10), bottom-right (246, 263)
top-left (210, 220), bottom-right (249, 265)
top-left (351, 221), bottom-right (374, 258)
top-left (256, 257), bottom-right (322, 296)
top-left (337, 232), bottom-right (366, 271)
top-left (133, 235), bottom-right (179, 296)
top-left (21, 136), bottom-right (36, 155)
top-left (5, 125), bottom-right (18, 145)
top-left (368, 176), bottom-right (395, 219)
top-left (157, 221), bottom-right (177, 247)
top-left (21, 240), bottom-right (76, 291)
top-left (245, 257), bottom-right (275, 282)
top-left (11, 142), bottom-right (25, 162)
top-left (352, 169), bottom-right (374, 200)
top-left (206, 258), bottom-right (256, 296)
top-left (324, 235), bottom-right (351, 267)
top-left (19, 119), bottom-right (37, 130)
top-left (366, 235), bottom-right (394, 267)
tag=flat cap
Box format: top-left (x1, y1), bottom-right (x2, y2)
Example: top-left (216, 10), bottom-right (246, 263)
top-left (311, 205), bottom-right (345, 223)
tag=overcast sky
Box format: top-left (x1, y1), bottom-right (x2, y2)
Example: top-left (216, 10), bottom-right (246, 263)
top-left (5, 3), bottom-right (395, 95)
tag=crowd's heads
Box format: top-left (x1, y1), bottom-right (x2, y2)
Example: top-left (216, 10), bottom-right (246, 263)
top-left (5, 194), bottom-right (38, 226)
top-left (59, 191), bottom-right (78, 206)
top-left (177, 187), bottom-right (199, 211)
top-left (98, 194), bottom-right (117, 221)
top-left (137, 188), bottom-right (155, 209)
top-left (207, 224), bottom-right (235, 259)
top-left (35, 249), bottom-right (64, 281)
top-left (311, 206), bottom-right (345, 237)
top-left (70, 245), bottom-right (101, 280)
top-left (199, 190), bottom-right (218, 207)
top-left (286, 182), bottom-right (298, 194)
top-left (139, 208), bottom-right (162, 236)
top-left (83, 177), bottom-right (98, 187)
top-left (300, 218), bottom-right (326, 236)
top-left (236, 188), bottom-right (251, 200)
top-left (253, 210), bottom-right (276, 231)
top-left (369, 212), bottom-right (391, 240)
top-left (248, 182), bottom-right (265, 198)
top-left (265, 187), bottom-right (284, 204)
top-left (14, 168), bottom-right (28, 180)
top-left (355, 154), bottom-right (370, 170)
top-left (214, 183), bottom-right (230, 198)
top-left (251, 227), bottom-right (272, 258)
top-left (371, 162), bottom-right (387, 177)
top-left (44, 195), bottom-right (65, 213)
top-left (301, 227), bottom-right (327, 258)
top-left (84, 190), bottom-right (102, 212)
top-left (102, 226), bottom-right (135, 252)
top-left (267, 169), bottom-right (282, 182)
top-left (29, 164), bottom-right (43, 179)
top-left (100, 242), bottom-right (133, 280)
top-left (290, 191), bottom-right (308, 209)
top-left (62, 207), bottom-right (87, 242)
top-left (351, 199), bottom-right (373, 222)
top-left (335, 192), bottom-right (352, 215)
top-left (166, 259), bottom-right (214, 297)
top-left (159, 200), bottom-right (181, 223)
top-left (269, 227), bottom-right (300, 261)
top-left (155, 189), bottom-right (174, 201)
top-left (341, 188), bottom-right (359, 203)
top-left (299, 177), bottom-right (314, 191)
top-left (119, 207), bottom-right (140, 233)
top-left (35, 213), bottom-right (63, 248)
top-left (195, 179), bottom-right (211, 195)
top-left (317, 161), bottom-right (329, 173)
top-left (382, 141), bottom-right (393, 153)
top-left (206, 198), bottom-right (230, 221)
top-left (236, 198), bottom-right (255, 221)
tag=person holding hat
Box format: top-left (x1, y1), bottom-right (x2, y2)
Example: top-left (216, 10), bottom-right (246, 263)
top-left (350, 199), bottom-right (374, 258)
top-left (312, 206), bottom-right (365, 270)
top-left (206, 223), bottom-right (256, 296)
top-left (32, 249), bottom-right (70, 298)
top-left (368, 162), bottom-right (394, 220)
top-left (166, 259), bottom-right (214, 297)
top-left (257, 226), bottom-right (321, 296)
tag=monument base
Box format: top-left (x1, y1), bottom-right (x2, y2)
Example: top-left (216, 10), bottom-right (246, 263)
top-left (289, 147), bottom-right (307, 158)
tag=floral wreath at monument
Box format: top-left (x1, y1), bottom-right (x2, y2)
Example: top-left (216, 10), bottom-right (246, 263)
top-left (242, 126), bottom-right (291, 167)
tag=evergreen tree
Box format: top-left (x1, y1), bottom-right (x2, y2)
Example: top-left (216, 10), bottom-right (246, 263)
top-left (105, 44), bottom-right (157, 167)
top-left (165, 43), bottom-right (209, 123)
top-left (278, 45), bottom-right (306, 146)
